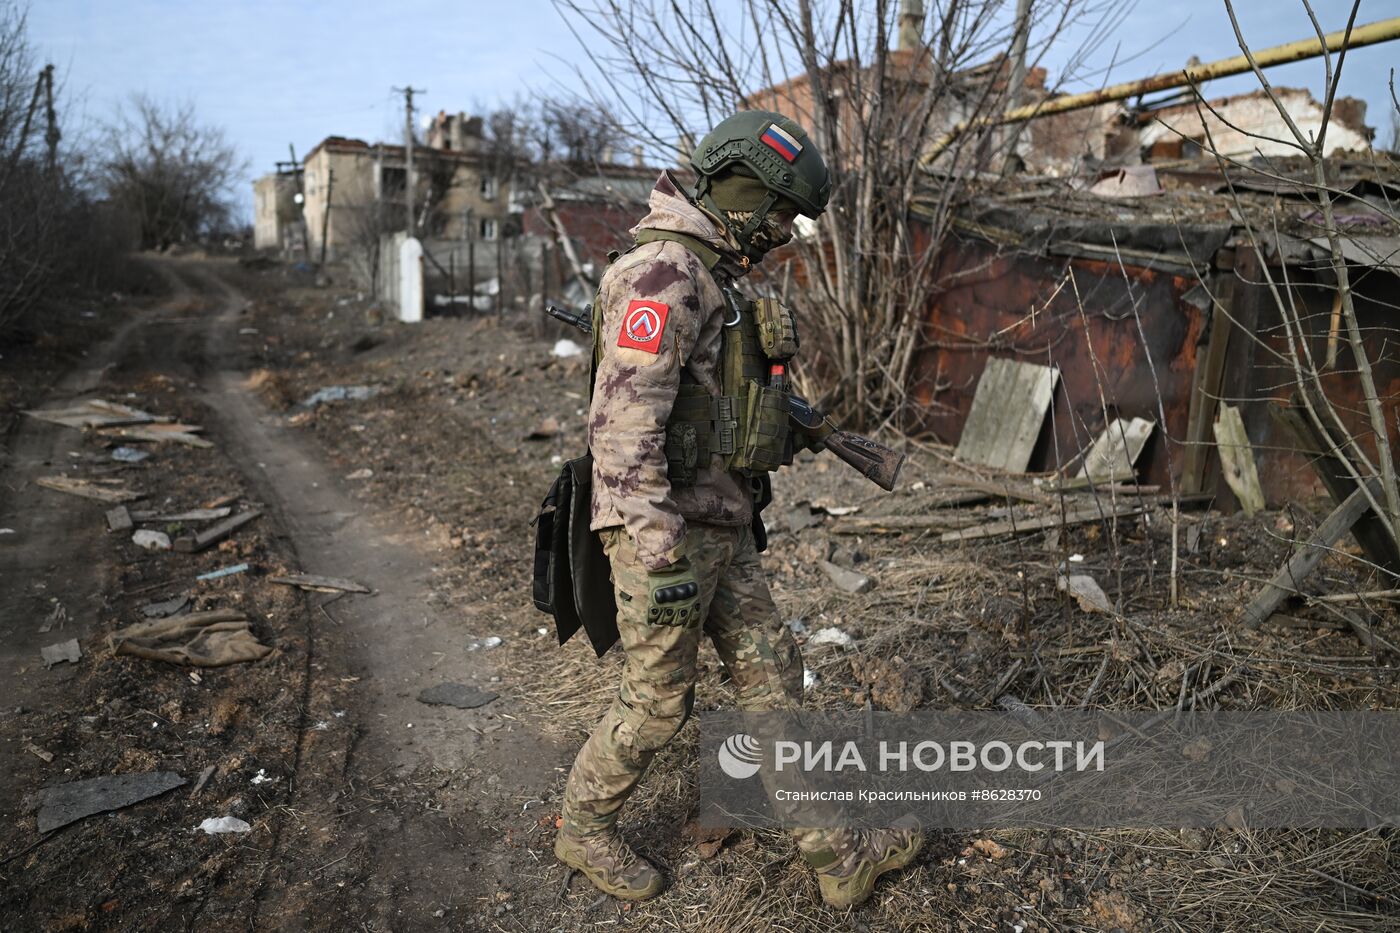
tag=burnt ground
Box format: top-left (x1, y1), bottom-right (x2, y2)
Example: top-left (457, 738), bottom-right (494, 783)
top-left (0, 254), bottom-right (1397, 932)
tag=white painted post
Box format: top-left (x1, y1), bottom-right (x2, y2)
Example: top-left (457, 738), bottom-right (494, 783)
top-left (398, 236), bottom-right (423, 323)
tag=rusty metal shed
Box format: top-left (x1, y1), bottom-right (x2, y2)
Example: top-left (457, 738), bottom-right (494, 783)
top-left (909, 157), bottom-right (1400, 508)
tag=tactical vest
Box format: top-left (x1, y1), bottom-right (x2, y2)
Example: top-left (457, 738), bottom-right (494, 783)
top-left (590, 229), bottom-right (795, 488)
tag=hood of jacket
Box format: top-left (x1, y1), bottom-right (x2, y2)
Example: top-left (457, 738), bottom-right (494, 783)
top-left (629, 170), bottom-right (746, 272)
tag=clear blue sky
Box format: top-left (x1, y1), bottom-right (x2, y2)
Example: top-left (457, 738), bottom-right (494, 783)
top-left (26, 0), bottom-right (1400, 223)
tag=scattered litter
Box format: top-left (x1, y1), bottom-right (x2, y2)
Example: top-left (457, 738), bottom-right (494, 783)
top-left (468, 636), bottom-right (504, 651)
top-left (23, 398), bottom-right (158, 429)
top-left (175, 509), bottom-right (262, 553)
top-left (98, 422), bottom-right (212, 448)
top-left (112, 609), bottom-right (271, 667)
top-left (803, 670), bottom-right (819, 690)
top-left (106, 505), bottom-right (133, 532)
top-left (820, 560), bottom-right (875, 594)
top-left (39, 603), bottom-right (66, 634)
top-left (26, 743), bottom-right (54, 763)
top-left (131, 507), bottom-right (232, 522)
top-left (303, 385), bottom-right (378, 407)
top-left (783, 502), bottom-right (821, 533)
top-left (552, 338), bottom-right (584, 358)
top-left (417, 683), bottom-right (499, 709)
top-left (141, 594), bottom-right (190, 619)
top-left (269, 573), bottom-right (370, 594)
top-left (41, 638), bottom-right (81, 667)
top-left (0, 528), bottom-right (14, 534)
top-left (1069, 553), bottom-right (1085, 563)
top-left (38, 771), bottom-right (186, 833)
top-left (346, 468), bottom-right (374, 481)
top-left (550, 454), bottom-right (562, 465)
top-left (250, 769), bottom-right (275, 785)
top-left (1059, 574), bottom-right (1114, 614)
top-left (37, 475), bottom-right (140, 504)
top-left (785, 618), bottom-right (808, 635)
top-left (190, 765), bottom-right (216, 796)
top-left (111, 446), bottom-right (150, 463)
top-left (198, 816), bottom-right (251, 835)
top-left (132, 529), bottom-right (172, 551)
top-left (807, 627), bottom-right (855, 648)
top-left (526, 417), bottom-right (561, 440)
top-left (820, 505), bottom-right (861, 517)
top-left (537, 626), bottom-right (549, 636)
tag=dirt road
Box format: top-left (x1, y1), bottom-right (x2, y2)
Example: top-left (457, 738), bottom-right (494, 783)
top-left (1, 259), bottom-right (570, 930)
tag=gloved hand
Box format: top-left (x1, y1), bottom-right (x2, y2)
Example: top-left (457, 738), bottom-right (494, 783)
top-left (645, 557), bottom-right (701, 626)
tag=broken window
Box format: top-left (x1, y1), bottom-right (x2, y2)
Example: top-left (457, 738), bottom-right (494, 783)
top-left (379, 166), bottom-right (407, 197)
top-left (479, 217), bottom-right (498, 241)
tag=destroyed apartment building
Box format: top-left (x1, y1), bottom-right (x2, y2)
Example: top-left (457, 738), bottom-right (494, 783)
top-left (252, 109), bottom-right (659, 313)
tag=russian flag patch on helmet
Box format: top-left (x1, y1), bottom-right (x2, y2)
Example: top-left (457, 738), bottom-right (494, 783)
top-left (760, 123), bottom-right (802, 162)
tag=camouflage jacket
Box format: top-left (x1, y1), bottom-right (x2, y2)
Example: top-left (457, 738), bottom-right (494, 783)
top-left (588, 171), bottom-right (753, 571)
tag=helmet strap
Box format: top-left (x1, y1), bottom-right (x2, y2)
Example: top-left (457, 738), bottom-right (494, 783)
top-left (736, 191), bottom-right (780, 251)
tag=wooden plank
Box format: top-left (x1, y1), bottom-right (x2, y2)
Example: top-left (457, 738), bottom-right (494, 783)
top-left (1271, 396), bottom-right (1400, 577)
top-left (954, 358), bottom-right (1059, 473)
top-left (834, 513), bottom-right (985, 535)
top-left (98, 423), bottom-right (212, 448)
top-left (36, 476), bottom-right (141, 504)
top-left (1076, 417), bottom-right (1155, 481)
top-left (1213, 404), bottom-right (1265, 517)
top-left (942, 479), bottom-right (1051, 505)
top-left (1240, 477), bottom-right (1380, 628)
top-left (173, 509), bottom-right (262, 553)
top-left (1181, 271), bottom-right (1235, 494)
top-left (269, 574), bottom-right (371, 594)
top-left (1210, 250), bottom-right (1268, 513)
top-left (940, 503), bottom-right (1145, 543)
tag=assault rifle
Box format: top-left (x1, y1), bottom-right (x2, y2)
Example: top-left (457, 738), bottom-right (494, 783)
top-left (545, 304), bottom-right (905, 491)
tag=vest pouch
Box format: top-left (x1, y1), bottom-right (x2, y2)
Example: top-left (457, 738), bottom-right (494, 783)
top-left (665, 422), bottom-right (699, 487)
top-left (752, 298), bottom-right (798, 360)
top-left (739, 379), bottom-right (791, 474)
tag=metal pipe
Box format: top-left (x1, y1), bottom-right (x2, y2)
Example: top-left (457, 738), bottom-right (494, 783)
top-left (923, 15), bottom-right (1400, 162)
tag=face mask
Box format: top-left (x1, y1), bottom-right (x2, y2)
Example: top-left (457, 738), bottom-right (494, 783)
top-left (724, 209), bottom-right (793, 261)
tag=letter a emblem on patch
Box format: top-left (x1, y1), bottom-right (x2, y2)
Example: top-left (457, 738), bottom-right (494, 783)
top-left (618, 300), bottom-right (669, 354)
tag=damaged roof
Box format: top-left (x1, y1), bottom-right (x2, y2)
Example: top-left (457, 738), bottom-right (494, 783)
top-left (919, 155), bottom-right (1400, 275)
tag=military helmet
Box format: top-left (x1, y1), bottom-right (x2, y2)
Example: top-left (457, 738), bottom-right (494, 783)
top-left (690, 111), bottom-right (831, 219)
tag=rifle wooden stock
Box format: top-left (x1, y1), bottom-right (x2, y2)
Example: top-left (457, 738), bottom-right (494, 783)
top-left (823, 430), bottom-right (905, 491)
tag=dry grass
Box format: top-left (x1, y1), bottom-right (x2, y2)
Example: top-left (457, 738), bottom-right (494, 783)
top-left (497, 447), bottom-right (1400, 931)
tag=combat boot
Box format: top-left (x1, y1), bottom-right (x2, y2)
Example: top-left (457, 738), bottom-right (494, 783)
top-left (808, 822), bottom-right (924, 909)
top-left (555, 827), bottom-right (665, 901)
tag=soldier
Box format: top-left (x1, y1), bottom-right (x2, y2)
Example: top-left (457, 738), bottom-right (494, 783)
top-left (554, 111), bottom-right (922, 908)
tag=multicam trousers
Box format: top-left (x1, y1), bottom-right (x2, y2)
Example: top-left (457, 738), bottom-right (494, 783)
top-left (559, 521), bottom-right (849, 860)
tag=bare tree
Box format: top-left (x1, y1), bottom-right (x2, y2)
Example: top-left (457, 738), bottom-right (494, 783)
top-left (100, 95), bottom-right (245, 250)
top-left (554, 0), bottom-right (1125, 429)
top-left (0, 2), bottom-right (130, 331)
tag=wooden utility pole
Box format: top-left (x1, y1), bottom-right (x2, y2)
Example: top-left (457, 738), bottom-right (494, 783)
top-left (393, 85), bottom-right (426, 235)
top-left (41, 64), bottom-right (58, 175)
